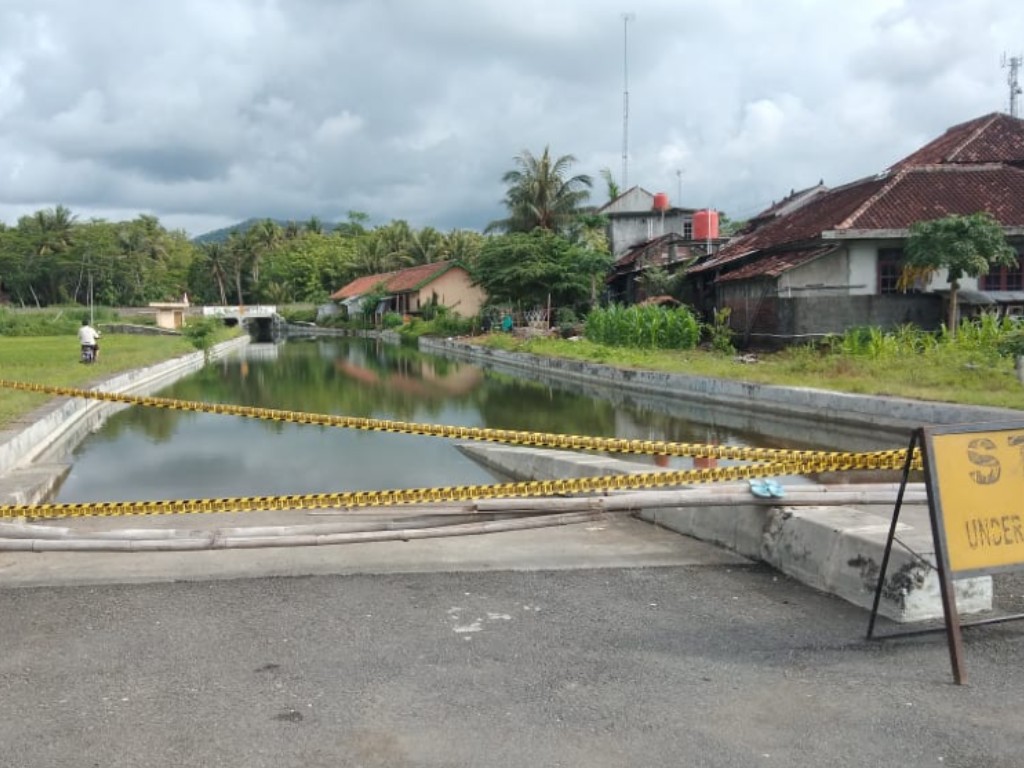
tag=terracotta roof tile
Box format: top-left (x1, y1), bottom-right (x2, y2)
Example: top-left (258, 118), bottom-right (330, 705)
top-left (384, 261), bottom-right (458, 293)
top-left (329, 271), bottom-right (397, 300)
top-left (846, 165), bottom-right (1024, 228)
top-left (891, 113), bottom-right (1024, 170)
top-left (329, 261), bottom-right (462, 301)
top-left (612, 233), bottom-right (693, 271)
top-left (693, 113), bottom-right (1024, 285)
top-left (690, 177), bottom-right (885, 274)
top-left (715, 246), bottom-right (838, 282)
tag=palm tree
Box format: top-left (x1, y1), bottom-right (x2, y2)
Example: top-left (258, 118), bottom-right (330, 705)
top-left (488, 147), bottom-right (592, 234)
top-left (31, 205), bottom-right (78, 304)
top-left (225, 231), bottom-right (251, 305)
top-left (600, 168), bottom-right (620, 202)
top-left (201, 242), bottom-right (230, 305)
top-left (33, 204), bottom-right (77, 256)
top-left (408, 227), bottom-right (443, 264)
top-left (246, 219), bottom-right (282, 288)
top-left (441, 229), bottom-right (485, 267)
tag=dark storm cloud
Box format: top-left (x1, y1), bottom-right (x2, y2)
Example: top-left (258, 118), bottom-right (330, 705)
top-left (0, 0), bottom-right (1022, 234)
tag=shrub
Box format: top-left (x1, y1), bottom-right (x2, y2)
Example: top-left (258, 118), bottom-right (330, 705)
top-left (381, 312), bottom-right (404, 329)
top-left (181, 317), bottom-right (221, 360)
top-left (996, 328), bottom-right (1024, 358)
top-left (705, 307), bottom-right (735, 354)
top-left (281, 306), bottom-right (317, 324)
top-left (0, 306), bottom-right (119, 337)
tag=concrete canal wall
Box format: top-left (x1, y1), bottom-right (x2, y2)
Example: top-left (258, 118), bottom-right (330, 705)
top-left (0, 336), bottom-right (250, 506)
top-left (419, 337), bottom-right (1024, 439)
top-left (425, 337), bottom-right (1014, 623)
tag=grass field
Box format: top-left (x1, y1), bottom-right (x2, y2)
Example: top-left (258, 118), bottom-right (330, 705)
top-left (4, 324), bottom-right (1023, 432)
top-left (0, 335), bottom-right (199, 427)
top-left (478, 335), bottom-right (1024, 410)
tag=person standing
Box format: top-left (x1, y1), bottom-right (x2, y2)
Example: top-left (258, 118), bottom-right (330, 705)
top-left (78, 319), bottom-right (100, 362)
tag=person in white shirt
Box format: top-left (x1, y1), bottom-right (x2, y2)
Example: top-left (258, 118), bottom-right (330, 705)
top-left (78, 320), bottom-right (100, 361)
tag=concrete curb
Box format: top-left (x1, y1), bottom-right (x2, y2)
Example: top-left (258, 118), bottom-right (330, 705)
top-left (455, 442), bottom-right (992, 623)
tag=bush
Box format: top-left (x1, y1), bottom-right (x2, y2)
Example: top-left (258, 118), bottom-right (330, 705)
top-left (280, 306), bottom-right (317, 324)
top-left (704, 307), bottom-right (735, 354)
top-left (0, 306), bottom-right (119, 337)
top-left (381, 312), bottom-right (404, 329)
top-left (997, 328), bottom-right (1024, 358)
top-left (181, 317), bottom-right (221, 360)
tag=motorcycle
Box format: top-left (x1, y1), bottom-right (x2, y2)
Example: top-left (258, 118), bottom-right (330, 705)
top-left (80, 344), bottom-right (97, 364)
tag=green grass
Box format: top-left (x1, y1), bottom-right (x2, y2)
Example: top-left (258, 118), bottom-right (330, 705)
top-left (476, 335), bottom-right (1024, 410)
top-left (0, 334), bottom-right (201, 427)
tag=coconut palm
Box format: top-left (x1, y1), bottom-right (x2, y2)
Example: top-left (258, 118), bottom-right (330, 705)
top-left (201, 242), bottom-right (230, 305)
top-left (487, 147), bottom-right (592, 235)
top-left (408, 227), bottom-right (443, 265)
top-left (600, 168), bottom-right (620, 202)
top-left (247, 219), bottom-right (282, 286)
top-left (441, 229), bottom-right (485, 267)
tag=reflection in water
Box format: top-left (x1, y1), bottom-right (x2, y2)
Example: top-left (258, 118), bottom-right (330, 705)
top-left (53, 337), bottom-right (870, 504)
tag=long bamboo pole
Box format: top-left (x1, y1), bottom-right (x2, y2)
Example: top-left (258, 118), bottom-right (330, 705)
top-left (0, 511), bottom-right (606, 552)
top-left (0, 484), bottom-right (927, 549)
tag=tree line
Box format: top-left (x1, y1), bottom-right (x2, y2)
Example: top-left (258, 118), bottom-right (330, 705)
top-left (0, 147), bottom-right (615, 314)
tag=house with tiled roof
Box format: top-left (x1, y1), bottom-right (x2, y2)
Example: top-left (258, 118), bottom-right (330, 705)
top-left (606, 233), bottom-right (700, 304)
top-left (598, 186), bottom-right (723, 257)
top-left (329, 261), bottom-right (486, 321)
top-left (687, 113), bottom-right (1024, 345)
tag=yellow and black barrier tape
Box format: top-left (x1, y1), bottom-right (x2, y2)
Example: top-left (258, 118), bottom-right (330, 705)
top-left (0, 379), bottom-right (921, 468)
top-left (1, 455), bottom-right (902, 519)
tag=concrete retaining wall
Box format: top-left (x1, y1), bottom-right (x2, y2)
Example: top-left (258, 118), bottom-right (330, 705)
top-left (456, 442), bottom-right (992, 623)
top-left (420, 337), bottom-right (1023, 438)
top-left (0, 335), bottom-right (250, 505)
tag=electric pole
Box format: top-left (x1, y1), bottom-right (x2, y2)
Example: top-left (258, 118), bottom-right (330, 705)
top-left (621, 12), bottom-right (635, 190)
top-left (1004, 53), bottom-right (1022, 118)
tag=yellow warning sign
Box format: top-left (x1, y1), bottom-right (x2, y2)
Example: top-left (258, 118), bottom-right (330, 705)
top-left (929, 426), bottom-right (1024, 574)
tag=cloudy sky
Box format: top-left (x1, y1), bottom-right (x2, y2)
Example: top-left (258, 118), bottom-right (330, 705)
top-left (1, 0), bottom-right (1022, 237)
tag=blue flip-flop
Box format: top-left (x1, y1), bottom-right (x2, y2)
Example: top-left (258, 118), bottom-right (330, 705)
top-left (764, 479), bottom-right (786, 499)
top-left (748, 479), bottom-right (772, 499)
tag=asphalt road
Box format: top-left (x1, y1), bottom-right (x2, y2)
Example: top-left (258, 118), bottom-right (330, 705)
top-left (2, 563), bottom-right (1022, 768)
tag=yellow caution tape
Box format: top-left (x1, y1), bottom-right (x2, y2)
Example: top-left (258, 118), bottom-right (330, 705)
top-left (0, 379), bottom-right (920, 466)
top-left (0, 456), bottom-right (898, 519)
top-left (0, 378), bottom-right (921, 518)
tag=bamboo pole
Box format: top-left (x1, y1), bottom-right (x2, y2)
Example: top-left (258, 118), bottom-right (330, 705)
top-left (0, 485), bottom-right (927, 548)
top-left (0, 511), bottom-right (606, 553)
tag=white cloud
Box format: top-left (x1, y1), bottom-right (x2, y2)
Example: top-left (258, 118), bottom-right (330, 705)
top-left (0, 0), bottom-right (1022, 234)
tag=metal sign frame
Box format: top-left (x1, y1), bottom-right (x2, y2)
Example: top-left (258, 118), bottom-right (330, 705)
top-left (867, 422), bottom-right (1024, 685)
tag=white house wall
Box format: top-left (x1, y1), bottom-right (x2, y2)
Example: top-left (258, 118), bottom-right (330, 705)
top-left (782, 240), bottom-right (969, 298)
top-left (846, 242), bottom-right (876, 296)
top-left (778, 248), bottom-right (852, 297)
top-left (611, 213), bottom-right (691, 256)
top-left (602, 188), bottom-right (654, 215)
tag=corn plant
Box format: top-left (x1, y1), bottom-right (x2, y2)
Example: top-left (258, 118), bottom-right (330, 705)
top-left (584, 304), bottom-right (699, 350)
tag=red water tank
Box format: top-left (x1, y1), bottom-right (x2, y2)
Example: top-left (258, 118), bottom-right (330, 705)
top-left (652, 192), bottom-right (670, 211)
top-left (693, 209), bottom-right (719, 240)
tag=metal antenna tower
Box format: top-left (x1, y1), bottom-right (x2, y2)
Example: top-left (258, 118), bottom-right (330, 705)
top-left (621, 12), bottom-right (635, 189)
top-left (1004, 53), bottom-right (1023, 118)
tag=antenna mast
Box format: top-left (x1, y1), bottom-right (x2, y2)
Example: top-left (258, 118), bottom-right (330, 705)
top-left (1005, 53), bottom-right (1023, 118)
top-left (621, 12), bottom-right (635, 189)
